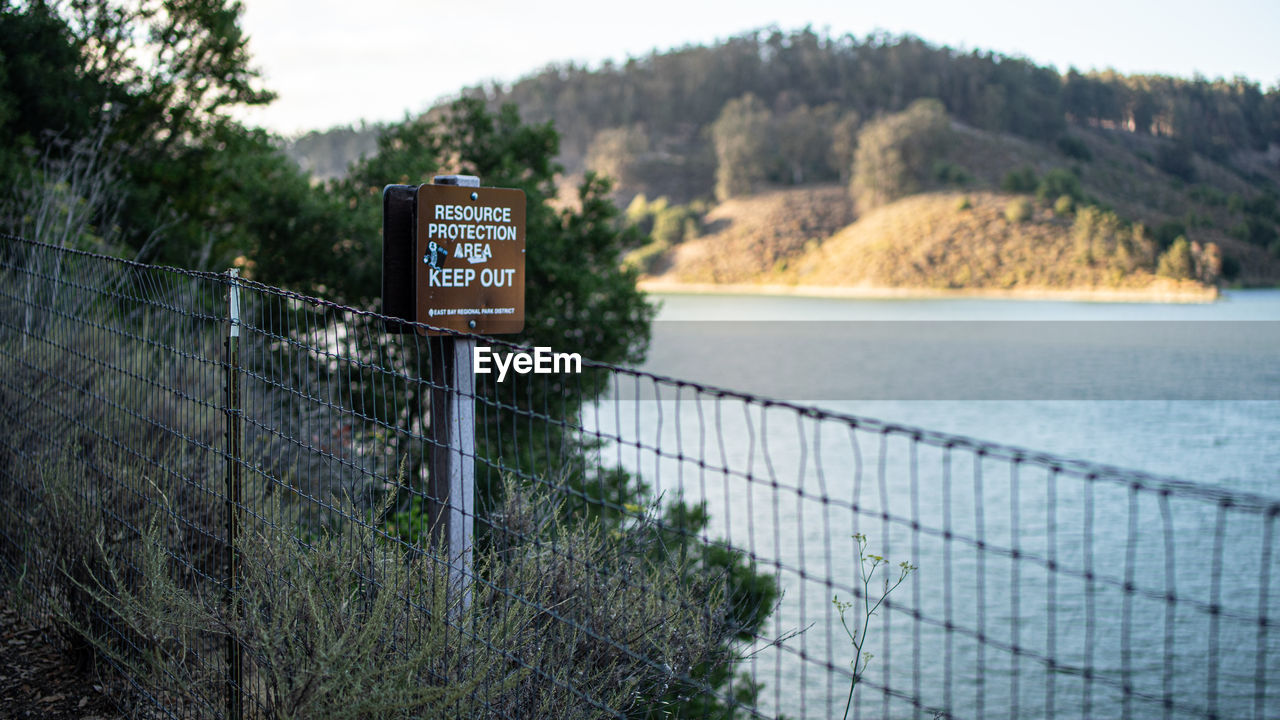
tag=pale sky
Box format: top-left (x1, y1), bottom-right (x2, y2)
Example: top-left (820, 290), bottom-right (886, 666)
top-left (232, 0), bottom-right (1280, 137)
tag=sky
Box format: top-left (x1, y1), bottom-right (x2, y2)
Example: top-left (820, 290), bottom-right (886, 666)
top-left (232, 0), bottom-right (1280, 137)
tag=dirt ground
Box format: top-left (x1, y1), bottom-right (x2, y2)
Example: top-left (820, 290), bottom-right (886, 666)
top-left (0, 589), bottom-right (123, 720)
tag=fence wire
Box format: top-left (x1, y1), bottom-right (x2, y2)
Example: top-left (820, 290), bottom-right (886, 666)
top-left (0, 234), bottom-right (1277, 719)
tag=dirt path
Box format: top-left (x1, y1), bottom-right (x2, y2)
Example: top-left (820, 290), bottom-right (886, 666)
top-left (0, 589), bottom-right (123, 720)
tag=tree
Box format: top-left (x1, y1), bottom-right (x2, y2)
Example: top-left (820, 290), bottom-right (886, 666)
top-left (585, 124), bottom-right (649, 187)
top-left (0, 0), bottom-right (317, 274)
top-left (711, 93), bottom-right (772, 200)
top-left (829, 110), bottom-right (861, 183)
top-left (772, 103), bottom-right (841, 185)
top-left (1156, 236), bottom-right (1195, 279)
top-left (0, 1), bottom-right (109, 185)
top-left (850, 98), bottom-right (951, 209)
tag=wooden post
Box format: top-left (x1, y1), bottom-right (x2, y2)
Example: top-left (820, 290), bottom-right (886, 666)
top-left (426, 174), bottom-right (477, 612)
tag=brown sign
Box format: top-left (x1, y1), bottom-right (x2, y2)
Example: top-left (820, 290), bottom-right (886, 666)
top-left (416, 184), bottom-right (525, 335)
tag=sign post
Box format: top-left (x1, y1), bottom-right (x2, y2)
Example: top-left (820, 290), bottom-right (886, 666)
top-left (382, 174), bottom-right (525, 613)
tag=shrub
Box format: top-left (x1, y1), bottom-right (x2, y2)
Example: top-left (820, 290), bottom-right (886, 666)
top-left (955, 195), bottom-right (973, 212)
top-left (1036, 168), bottom-right (1083, 205)
top-left (1231, 217), bottom-right (1279, 247)
top-left (622, 238), bottom-right (669, 274)
top-left (1153, 220), bottom-right (1187, 250)
top-left (1005, 197), bottom-right (1034, 223)
top-left (1055, 134), bottom-right (1092, 161)
top-left (1156, 141), bottom-right (1196, 182)
top-left (0, 253), bottom-right (773, 718)
top-left (1188, 185), bottom-right (1227, 207)
top-left (1053, 194), bottom-right (1075, 216)
top-left (27, 442), bottom-right (746, 719)
top-left (932, 160), bottom-right (973, 186)
top-left (1000, 166), bottom-right (1038, 194)
top-left (1244, 192), bottom-right (1279, 222)
top-left (653, 204), bottom-right (698, 246)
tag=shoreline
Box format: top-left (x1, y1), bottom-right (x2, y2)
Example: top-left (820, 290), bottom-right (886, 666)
top-left (636, 279), bottom-right (1221, 304)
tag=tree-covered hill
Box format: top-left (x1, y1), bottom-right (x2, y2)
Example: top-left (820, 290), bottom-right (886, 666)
top-left (292, 27), bottom-right (1279, 197)
top-left (286, 26), bottom-right (1280, 290)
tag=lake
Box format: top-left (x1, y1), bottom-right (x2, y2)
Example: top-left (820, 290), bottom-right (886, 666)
top-left (583, 290), bottom-right (1280, 719)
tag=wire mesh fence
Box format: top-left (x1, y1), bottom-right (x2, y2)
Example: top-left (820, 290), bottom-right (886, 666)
top-left (1, 234), bottom-right (1277, 719)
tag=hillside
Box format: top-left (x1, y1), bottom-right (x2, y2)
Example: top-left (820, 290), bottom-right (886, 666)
top-left (784, 192), bottom-right (1215, 297)
top-left (282, 27), bottom-right (1280, 291)
top-left (641, 116), bottom-right (1280, 294)
top-left (663, 185), bottom-right (853, 282)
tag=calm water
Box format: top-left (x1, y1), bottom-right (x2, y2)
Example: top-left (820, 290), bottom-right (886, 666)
top-left (583, 290), bottom-right (1280, 719)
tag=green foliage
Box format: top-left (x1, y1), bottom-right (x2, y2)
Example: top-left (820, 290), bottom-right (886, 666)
top-left (1220, 253), bottom-right (1241, 280)
top-left (625, 196), bottom-right (700, 251)
top-left (932, 160), bottom-right (973, 186)
top-left (1153, 221), bottom-right (1187, 250)
top-left (620, 199), bottom-right (699, 275)
top-left (1055, 133), bottom-right (1093, 161)
top-left (1035, 168), bottom-right (1083, 205)
top-left (1156, 140), bottom-right (1196, 182)
top-left (1231, 217), bottom-right (1279, 247)
top-left (711, 93), bottom-right (773, 200)
top-left (1053, 194), bottom-right (1075, 216)
top-left (1188, 185), bottom-right (1227, 207)
top-left (586, 124), bottom-right (651, 187)
top-left (833, 534), bottom-right (916, 720)
top-left (0, 0), bottom-right (336, 275)
top-left (1244, 192), bottom-right (1279, 222)
top-left (337, 98), bottom-right (655, 405)
top-left (0, 1), bottom-right (109, 187)
top-left (387, 484), bottom-right (780, 718)
top-left (1071, 205), bottom-right (1157, 272)
top-left (0, 266), bottom-right (758, 717)
top-left (1230, 192), bottom-right (1280, 249)
top-left (1156, 236), bottom-right (1195, 279)
top-left (655, 205), bottom-right (697, 245)
top-left (626, 193), bottom-right (659, 233)
top-left (771, 103), bottom-right (844, 186)
top-left (1000, 166), bottom-right (1039, 194)
top-left (851, 98), bottom-right (952, 209)
top-left (830, 111), bottom-right (862, 183)
top-left (955, 195), bottom-right (973, 212)
top-left (623, 238), bottom-right (672, 275)
top-left (303, 33), bottom-right (1280, 203)
top-left (1005, 197), bottom-right (1034, 223)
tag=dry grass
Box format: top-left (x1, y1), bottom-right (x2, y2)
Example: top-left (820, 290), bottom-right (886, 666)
top-left (666, 184), bottom-right (853, 283)
top-left (786, 191), bottom-right (1201, 291)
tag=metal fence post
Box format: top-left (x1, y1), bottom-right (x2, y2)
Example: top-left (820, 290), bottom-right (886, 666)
top-left (427, 174), bottom-right (477, 613)
top-left (223, 268), bottom-right (243, 720)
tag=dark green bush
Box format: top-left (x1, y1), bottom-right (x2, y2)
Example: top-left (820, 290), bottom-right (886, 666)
top-left (1157, 141), bottom-right (1196, 182)
top-left (1000, 166), bottom-right (1038, 194)
top-left (1153, 221), bottom-right (1187, 250)
top-left (932, 160), bottom-right (973, 186)
top-left (1055, 134), bottom-right (1092, 161)
top-left (1036, 168), bottom-right (1083, 205)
